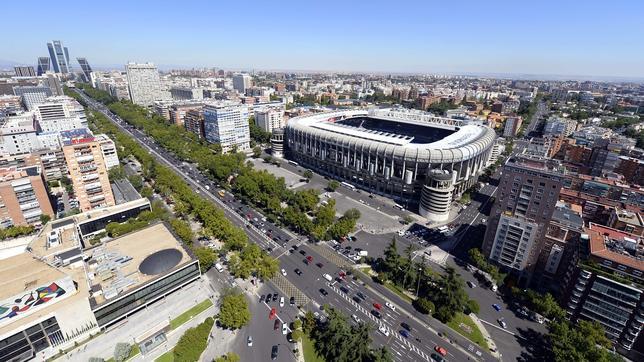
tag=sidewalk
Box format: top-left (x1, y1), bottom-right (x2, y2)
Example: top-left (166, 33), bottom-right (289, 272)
top-left (470, 313), bottom-right (501, 360)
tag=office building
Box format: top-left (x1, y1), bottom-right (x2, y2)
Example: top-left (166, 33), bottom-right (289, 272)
top-left (0, 112), bottom-right (40, 155)
top-left (0, 166), bottom-right (54, 228)
top-left (203, 103), bottom-right (250, 152)
top-left (76, 58), bottom-right (93, 82)
top-left (0, 95), bottom-right (22, 112)
top-left (562, 224), bottom-right (644, 357)
top-left (503, 116), bottom-right (523, 137)
top-left (233, 73), bottom-right (252, 94)
top-left (61, 129), bottom-right (115, 211)
top-left (285, 108), bottom-right (495, 221)
top-left (169, 103), bottom-right (203, 127)
top-left (14, 66), bottom-right (36, 77)
top-left (170, 87), bottom-right (204, 101)
top-left (47, 40), bottom-right (70, 74)
top-left (255, 108), bottom-right (285, 133)
top-left (43, 73), bottom-right (64, 96)
top-left (37, 57), bottom-right (51, 76)
top-left (482, 155), bottom-right (566, 285)
top-left (13, 86), bottom-right (52, 110)
top-left (125, 63), bottom-right (167, 106)
top-left (33, 99), bottom-right (87, 133)
top-left (184, 109), bottom-right (205, 139)
top-left (0, 215), bottom-right (199, 361)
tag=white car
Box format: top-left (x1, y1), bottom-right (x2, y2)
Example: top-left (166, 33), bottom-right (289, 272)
top-left (247, 336), bottom-right (253, 346)
top-left (351, 314), bottom-right (361, 323)
top-left (378, 325), bottom-right (390, 337)
top-left (385, 302), bottom-right (396, 311)
top-left (282, 323), bottom-right (288, 335)
top-left (281, 269), bottom-right (287, 276)
top-left (279, 297), bottom-right (285, 307)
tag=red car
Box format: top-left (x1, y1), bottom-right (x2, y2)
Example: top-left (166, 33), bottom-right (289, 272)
top-left (373, 303), bottom-right (382, 310)
top-left (316, 262), bottom-right (324, 268)
top-left (434, 346), bottom-right (447, 356)
top-left (269, 308), bottom-right (277, 320)
top-left (339, 271), bottom-right (346, 279)
top-left (306, 256), bottom-right (313, 262)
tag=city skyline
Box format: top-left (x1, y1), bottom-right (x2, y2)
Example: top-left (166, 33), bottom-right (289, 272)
top-left (1, 0), bottom-right (643, 80)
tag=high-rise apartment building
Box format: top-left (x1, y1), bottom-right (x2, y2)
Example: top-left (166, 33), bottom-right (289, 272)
top-left (0, 112), bottom-right (40, 155)
top-left (203, 104), bottom-right (250, 152)
top-left (503, 116), bottom-right (523, 137)
top-left (14, 66), bottom-right (36, 77)
top-left (47, 40), bottom-right (70, 74)
top-left (36, 57), bottom-right (51, 76)
top-left (61, 129), bottom-right (115, 211)
top-left (254, 108), bottom-right (285, 133)
top-left (169, 103), bottom-right (203, 127)
top-left (170, 87), bottom-right (203, 101)
top-left (232, 73), bottom-right (252, 94)
top-left (125, 63), bottom-right (166, 106)
top-left (482, 155), bottom-right (566, 285)
top-left (76, 57), bottom-right (93, 82)
top-left (184, 109), bottom-right (205, 139)
top-left (0, 166), bottom-right (54, 228)
top-left (94, 134), bottom-right (119, 170)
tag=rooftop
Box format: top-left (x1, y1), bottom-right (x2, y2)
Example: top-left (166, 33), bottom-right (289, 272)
top-left (86, 223), bottom-right (192, 306)
top-left (612, 208), bottom-right (643, 227)
top-left (587, 223), bottom-right (643, 273)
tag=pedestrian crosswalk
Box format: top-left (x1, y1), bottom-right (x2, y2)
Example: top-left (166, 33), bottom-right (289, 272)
top-left (269, 273), bottom-right (310, 307)
top-left (309, 243), bottom-right (353, 268)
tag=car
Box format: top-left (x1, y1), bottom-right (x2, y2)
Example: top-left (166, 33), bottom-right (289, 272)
top-left (518, 306), bottom-right (530, 317)
top-left (319, 288), bottom-right (328, 296)
top-left (434, 346), bottom-right (448, 356)
top-left (299, 250), bottom-right (307, 255)
top-left (271, 345), bottom-right (279, 360)
top-left (306, 255), bottom-right (313, 262)
top-left (282, 323), bottom-right (288, 335)
top-left (430, 353), bottom-right (445, 362)
top-left (316, 262), bottom-right (324, 268)
top-left (294, 268), bottom-right (302, 276)
top-left (351, 314), bottom-right (361, 323)
top-left (497, 317), bottom-right (507, 329)
top-left (400, 330), bottom-right (410, 338)
top-left (481, 218), bottom-right (487, 223)
top-left (356, 292), bottom-right (367, 300)
top-left (373, 303), bottom-right (382, 310)
top-left (290, 297), bottom-right (295, 306)
top-left (385, 302), bottom-right (396, 311)
top-left (281, 268), bottom-right (287, 276)
top-left (378, 325), bottom-right (390, 337)
top-left (292, 244), bottom-right (299, 250)
top-left (340, 286), bottom-right (349, 294)
top-left (401, 322), bottom-right (412, 331)
top-left (492, 303), bottom-right (502, 311)
top-left (467, 281), bottom-right (476, 288)
top-left (269, 308), bottom-right (277, 320)
top-left (352, 296), bottom-right (362, 304)
top-left (272, 293), bottom-right (279, 302)
top-left (279, 297), bottom-right (284, 307)
top-left (371, 310), bottom-right (382, 319)
top-left (259, 294), bottom-right (265, 303)
top-left (247, 336), bottom-right (253, 346)
top-left (273, 319), bottom-right (280, 330)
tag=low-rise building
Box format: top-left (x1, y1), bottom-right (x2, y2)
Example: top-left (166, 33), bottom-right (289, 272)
top-left (0, 166), bottom-right (53, 227)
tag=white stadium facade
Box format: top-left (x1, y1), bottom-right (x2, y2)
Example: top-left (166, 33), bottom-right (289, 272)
top-left (285, 108), bottom-right (497, 222)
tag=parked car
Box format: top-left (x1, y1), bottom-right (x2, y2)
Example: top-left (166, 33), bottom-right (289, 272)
top-left (247, 336), bottom-right (253, 346)
top-left (290, 297), bottom-right (295, 306)
top-left (271, 345), bottom-right (278, 360)
top-left (434, 346), bottom-right (448, 356)
top-left (294, 268), bottom-right (302, 276)
top-left (400, 330), bottom-right (411, 338)
top-left (319, 288), bottom-right (328, 296)
top-left (371, 310), bottom-right (382, 319)
top-left (497, 317), bottom-right (507, 329)
top-left (282, 323), bottom-right (288, 335)
top-left (492, 303), bottom-right (502, 311)
top-left (272, 293), bottom-right (278, 302)
top-left (273, 319), bottom-right (280, 330)
top-left (467, 281), bottom-right (476, 288)
top-left (385, 302), bottom-right (396, 311)
top-left (378, 325), bottom-right (390, 336)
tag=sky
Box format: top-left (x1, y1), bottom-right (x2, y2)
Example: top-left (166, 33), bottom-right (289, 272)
top-left (2, 0), bottom-right (643, 79)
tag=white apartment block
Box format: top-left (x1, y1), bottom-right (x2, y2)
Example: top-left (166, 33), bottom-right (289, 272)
top-left (126, 62), bottom-right (168, 106)
top-left (94, 134), bottom-right (119, 169)
top-left (232, 74), bottom-right (252, 94)
top-left (488, 213), bottom-right (539, 271)
top-left (254, 108), bottom-right (285, 133)
top-left (203, 104), bottom-right (250, 153)
top-left (0, 113), bottom-right (41, 155)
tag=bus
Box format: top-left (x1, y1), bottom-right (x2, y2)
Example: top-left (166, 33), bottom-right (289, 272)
top-left (341, 182), bottom-right (356, 191)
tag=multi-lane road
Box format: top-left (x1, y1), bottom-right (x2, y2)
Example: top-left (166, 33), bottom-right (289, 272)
top-left (75, 88), bottom-right (501, 361)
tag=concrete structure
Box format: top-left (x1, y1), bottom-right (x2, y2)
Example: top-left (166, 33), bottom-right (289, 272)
top-left (170, 87), bottom-right (203, 101)
top-left (270, 128), bottom-right (285, 158)
top-left (0, 166), bottom-right (53, 228)
top-left (76, 57), bottom-right (93, 82)
top-left (184, 109), bottom-right (205, 139)
top-left (608, 208), bottom-right (644, 236)
top-left (233, 73), bottom-right (252, 94)
top-left (169, 103), bottom-right (204, 127)
top-left (285, 108), bottom-right (496, 220)
top-left (33, 98), bottom-right (86, 133)
top-left (94, 134), bottom-right (119, 170)
top-left (12, 86), bottom-right (52, 110)
top-left (0, 112), bottom-right (40, 155)
top-left (203, 103), bottom-right (250, 152)
top-left (562, 224), bottom-right (644, 357)
top-left (125, 63), bottom-right (166, 106)
top-left (47, 40), bottom-right (70, 74)
top-left (36, 57), bottom-right (50, 76)
top-left (0, 95), bottom-right (21, 112)
top-left (255, 107), bottom-right (285, 133)
top-left (482, 155), bottom-right (566, 285)
top-left (503, 116), bottom-right (523, 137)
top-left (43, 73), bottom-right (63, 96)
top-left (61, 129), bottom-right (115, 211)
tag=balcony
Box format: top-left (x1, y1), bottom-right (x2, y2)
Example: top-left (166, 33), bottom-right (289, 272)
top-left (76, 155), bottom-right (94, 163)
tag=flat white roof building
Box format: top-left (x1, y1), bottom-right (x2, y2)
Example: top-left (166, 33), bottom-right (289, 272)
top-left (203, 103), bottom-right (251, 153)
top-left (125, 63), bottom-right (168, 107)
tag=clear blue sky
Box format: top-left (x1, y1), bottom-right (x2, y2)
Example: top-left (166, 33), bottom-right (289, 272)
top-left (2, 0), bottom-right (643, 78)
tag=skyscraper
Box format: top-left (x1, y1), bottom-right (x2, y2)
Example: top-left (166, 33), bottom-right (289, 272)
top-left (47, 40), bottom-right (70, 74)
top-left (13, 66), bottom-right (36, 77)
top-left (481, 155), bottom-right (566, 285)
top-left (203, 103), bottom-right (250, 152)
top-left (232, 73), bottom-right (252, 94)
top-left (37, 57), bottom-right (50, 76)
top-left (76, 57), bottom-right (93, 82)
top-left (125, 62), bottom-right (166, 106)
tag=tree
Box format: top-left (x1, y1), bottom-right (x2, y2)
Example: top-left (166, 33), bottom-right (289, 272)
top-left (291, 329), bottom-right (303, 341)
top-left (218, 292), bottom-right (251, 330)
top-left (302, 311), bottom-right (316, 334)
top-left (40, 214), bottom-right (51, 225)
top-left (214, 352), bottom-right (240, 362)
top-left (413, 297), bottom-right (434, 315)
top-left (173, 317), bottom-right (214, 362)
top-left (252, 146), bottom-right (262, 158)
top-left (113, 343), bottom-right (131, 362)
top-left (401, 215), bottom-right (414, 225)
top-left (140, 186), bottom-right (153, 198)
top-left (193, 247), bottom-right (216, 272)
top-left (547, 320), bottom-right (621, 362)
top-left (343, 208), bottom-right (361, 221)
top-left (371, 346), bottom-right (393, 362)
top-left (327, 180), bottom-right (340, 191)
top-left (303, 169), bottom-right (313, 180)
top-left (465, 299), bottom-right (480, 314)
top-left (108, 165), bottom-right (126, 181)
top-left (433, 266), bottom-right (469, 322)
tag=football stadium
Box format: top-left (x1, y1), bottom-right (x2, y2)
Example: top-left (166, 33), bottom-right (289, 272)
top-left (285, 108), bottom-right (497, 221)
